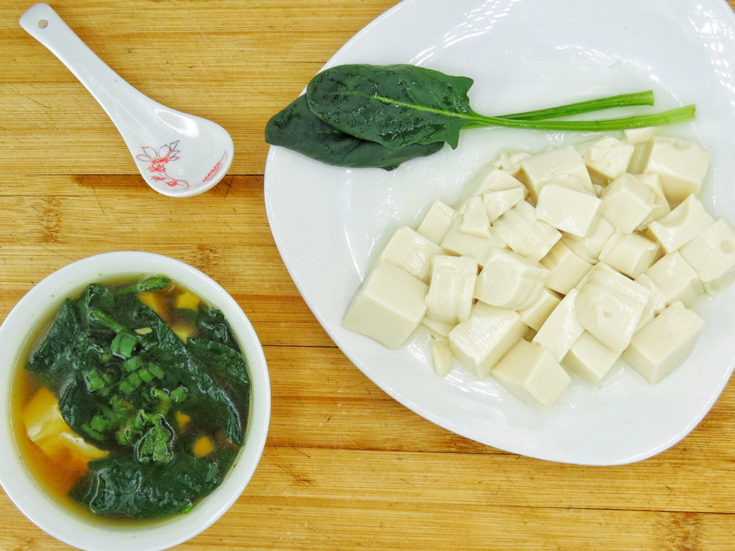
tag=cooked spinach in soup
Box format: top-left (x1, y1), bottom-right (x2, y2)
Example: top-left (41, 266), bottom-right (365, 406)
top-left (13, 276), bottom-right (250, 520)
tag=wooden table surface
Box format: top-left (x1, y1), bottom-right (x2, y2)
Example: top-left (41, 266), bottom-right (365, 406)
top-left (2, 1), bottom-right (735, 549)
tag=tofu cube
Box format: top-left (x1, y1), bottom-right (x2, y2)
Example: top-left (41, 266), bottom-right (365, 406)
top-left (535, 183), bottom-right (602, 237)
top-left (634, 273), bottom-right (667, 328)
top-left (599, 173), bottom-right (656, 233)
top-left (483, 186), bottom-right (525, 222)
top-left (342, 261), bottom-right (428, 349)
top-left (645, 252), bottom-right (703, 307)
top-left (562, 216), bottom-right (616, 264)
top-left (493, 201), bottom-right (561, 262)
top-left (623, 302), bottom-right (704, 383)
top-left (563, 331), bottom-right (620, 385)
top-left (474, 249), bottom-right (549, 310)
top-left (575, 263), bottom-right (652, 352)
top-left (541, 239), bottom-right (593, 295)
top-left (422, 316), bottom-right (455, 338)
top-left (441, 217), bottom-right (504, 266)
top-left (576, 136), bottom-right (635, 183)
top-left (519, 145), bottom-right (594, 199)
top-left (636, 173), bottom-right (670, 227)
top-left (459, 196), bottom-right (491, 238)
top-left (379, 226), bottom-right (444, 283)
top-left (477, 167), bottom-right (526, 192)
top-left (680, 218), bottom-right (735, 294)
top-left (643, 136), bottom-right (710, 205)
top-left (490, 150), bottom-right (531, 176)
top-left (624, 127), bottom-right (657, 144)
top-left (646, 194), bottom-right (714, 254)
top-left (627, 142), bottom-right (652, 174)
top-left (532, 289), bottom-right (584, 362)
top-left (417, 200), bottom-right (457, 244)
top-left (599, 232), bottom-right (660, 279)
top-left (492, 339), bottom-right (571, 407)
top-left (175, 291), bottom-right (201, 311)
top-left (448, 303), bottom-right (526, 377)
top-left (518, 287), bottom-right (562, 331)
top-left (425, 255), bottom-right (478, 325)
top-left (458, 166), bottom-right (526, 205)
top-left (138, 291), bottom-right (167, 318)
top-left (430, 338), bottom-right (455, 377)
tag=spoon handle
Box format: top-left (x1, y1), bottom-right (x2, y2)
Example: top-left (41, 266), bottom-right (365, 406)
top-left (19, 3), bottom-right (153, 146)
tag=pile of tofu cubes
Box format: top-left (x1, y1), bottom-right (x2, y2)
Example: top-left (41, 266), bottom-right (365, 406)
top-left (342, 129), bottom-right (735, 407)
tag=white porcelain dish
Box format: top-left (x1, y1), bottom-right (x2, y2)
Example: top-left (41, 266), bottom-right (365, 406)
top-left (264, 0), bottom-right (735, 465)
top-left (0, 252), bottom-right (270, 550)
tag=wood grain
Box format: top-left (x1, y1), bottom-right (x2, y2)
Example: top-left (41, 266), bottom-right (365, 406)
top-left (1, 1), bottom-right (735, 550)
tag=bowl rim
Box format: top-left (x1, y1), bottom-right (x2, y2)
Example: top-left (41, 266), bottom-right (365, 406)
top-left (0, 251), bottom-right (271, 551)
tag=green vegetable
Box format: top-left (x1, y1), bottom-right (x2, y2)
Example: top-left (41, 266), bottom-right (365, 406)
top-left (110, 332), bottom-right (138, 359)
top-left (117, 275), bottom-right (171, 295)
top-left (134, 413), bottom-right (174, 464)
top-left (307, 64), bottom-right (475, 149)
top-left (169, 385), bottom-right (188, 403)
top-left (495, 90), bottom-right (656, 121)
top-left (265, 95), bottom-right (443, 170)
top-left (266, 63), bottom-right (697, 169)
top-left (306, 64), bottom-right (695, 150)
top-left (85, 369), bottom-right (107, 393)
top-left (69, 449), bottom-right (236, 519)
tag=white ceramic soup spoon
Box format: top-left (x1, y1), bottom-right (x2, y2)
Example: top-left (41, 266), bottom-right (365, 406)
top-left (19, 3), bottom-right (233, 197)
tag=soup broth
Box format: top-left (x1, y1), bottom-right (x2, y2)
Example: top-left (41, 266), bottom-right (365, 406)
top-left (11, 275), bottom-right (251, 521)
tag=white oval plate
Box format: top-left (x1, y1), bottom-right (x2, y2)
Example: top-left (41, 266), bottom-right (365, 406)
top-left (264, 0), bottom-right (735, 465)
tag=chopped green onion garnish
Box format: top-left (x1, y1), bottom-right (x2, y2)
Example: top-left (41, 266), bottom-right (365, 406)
top-left (148, 363), bottom-right (165, 380)
top-left (90, 415), bottom-right (108, 432)
top-left (126, 372), bottom-right (142, 389)
top-left (169, 386), bottom-right (188, 403)
top-left (111, 332), bottom-right (138, 358)
top-left (138, 368), bottom-right (154, 383)
top-left (85, 369), bottom-right (106, 393)
top-left (122, 356), bottom-right (143, 372)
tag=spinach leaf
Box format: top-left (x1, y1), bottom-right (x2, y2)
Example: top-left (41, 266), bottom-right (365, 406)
top-left (76, 283), bottom-right (115, 331)
top-left (301, 63), bottom-right (696, 158)
top-left (26, 300), bottom-right (85, 391)
top-left (70, 448), bottom-right (237, 519)
top-left (58, 373), bottom-right (106, 441)
top-left (266, 95), bottom-right (443, 169)
top-left (186, 337), bottom-right (250, 433)
top-left (27, 300), bottom-right (78, 376)
top-left (194, 304), bottom-right (239, 349)
top-left (306, 64), bottom-right (475, 150)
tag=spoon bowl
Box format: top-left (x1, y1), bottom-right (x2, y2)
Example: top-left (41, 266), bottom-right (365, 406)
top-left (19, 3), bottom-right (233, 197)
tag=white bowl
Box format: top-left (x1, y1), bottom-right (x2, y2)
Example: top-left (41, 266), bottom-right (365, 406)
top-left (0, 251), bottom-right (270, 551)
